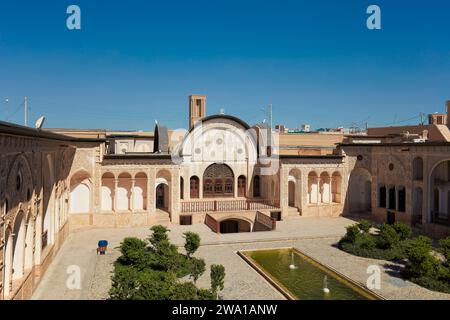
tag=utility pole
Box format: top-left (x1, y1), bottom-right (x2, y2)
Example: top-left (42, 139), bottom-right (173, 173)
top-left (24, 96), bottom-right (28, 126)
top-left (269, 104), bottom-right (273, 133)
top-left (419, 112), bottom-right (425, 125)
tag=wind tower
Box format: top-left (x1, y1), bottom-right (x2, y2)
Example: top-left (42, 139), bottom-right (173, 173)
top-left (189, 95), bottom-right (207, 129)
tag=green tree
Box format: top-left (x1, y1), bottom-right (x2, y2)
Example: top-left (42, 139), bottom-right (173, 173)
top-left (376, 224), bottom-right (401, 249)
top-left (184, 231), bottom-right (201, 257)
top-left (189, 258), bottom-right (206, 283)
top-left (392, 222), bottom-right (412, 241)
top-left (357, 220), bottom-right (372, 233)
top-left (210, 264), bottom-right (225, 299)
top-left (109, 264), bottom-right (141, 300)
top-left (117, 237), bottom-right (148, 268)
top-left (149, 225), bottom-right (170, 250)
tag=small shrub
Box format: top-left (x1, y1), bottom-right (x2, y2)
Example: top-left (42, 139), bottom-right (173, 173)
top-left (392, 222), bottom-right (412, 241)
top-left (354, 233), bottom-right (376, 250)
top-left (210, 264), bottom-right (226, 299)
top-left (340, 224), bottom-right (361, 245)
top-left (439, 237), bottom-right (450, 264)
top-left (189, 258), bottom-right (206, 283)
top-left (403, 236), bottom-right (441, 279)
top-left (376, 224), bottom-right (401, 249)
top-left (148, 225), bottom-right (170, 251)
top-left (184, 232), bottom-right (201, 257)
top-left (357, 220), bottom-right (372, 233)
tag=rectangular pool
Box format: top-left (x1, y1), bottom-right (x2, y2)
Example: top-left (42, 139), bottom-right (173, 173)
top-left (240, 248), bottom-right (380, 300)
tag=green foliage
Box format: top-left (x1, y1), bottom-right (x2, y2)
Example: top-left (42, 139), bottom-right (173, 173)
top-left (339, 223), bottom-right (450, 294)
top-left (109, 224), bottom-right (217, 300)
top-left (439, 237), bottom-right (450, 264)
top-left (339, 241), bottom-right (406, 260)
top-left (392, 222), bottom-right (412, 241)
top-left (403, 236), bottom-right (441, 279)
top-left (357, 220), bottom-right (372, 233)
top-left (184, 231), bottom-right (201, 257)
top-left (148, 225), bottom-right (170, 250)
top-left (117, 237), bottom-right (148, 267)
top-left (338, 222), bottom-right (407, 260)
top-left (339, 224), bottom-right (361, 245)
top-left (411, 276), bottom-right (450, 294)
top-left (109, 264), bottom-right (142, 300)
top-left (376, 224), bottom-right (401, 249)
top-left (189, 258), bottom-right (206, 283)
top-left (210, 264), bottom-right (226, 298)
top-left (354, 233), bottom-right (376, 250)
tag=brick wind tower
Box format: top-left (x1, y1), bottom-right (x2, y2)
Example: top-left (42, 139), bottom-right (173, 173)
top-left (189, 94), bottom-right (206, 129)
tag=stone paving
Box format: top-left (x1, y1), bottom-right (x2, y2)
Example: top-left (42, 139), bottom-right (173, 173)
top-left (32, 217), bottom-right (450, 300)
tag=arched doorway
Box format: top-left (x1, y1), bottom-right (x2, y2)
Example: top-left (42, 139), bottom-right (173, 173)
top-left (348, 168), bottom-right (372, 214)
top-left (288, 169), bottom-right (301, 210)
top-left (219, 218), bottom-right (251, 233)
top-left (238, 175), bottom-right (246, 197)
top-left (308, 171), bottom-right (319, 204)
top-left (117, 173), bottom-right (131, 211)
top-left (3, 228), bottom-right (13, 299)
top-left (70, 170), bottom-right (91, 214)
top-left (332, 172), bottom-right (342, 203)
top-left (24, 215), bottom-right (34, 270)
top-left (320, 172), bottom-right (331, 203)
top-left (180, 177), bottom-right (184, 200)
top-left (190, 176), bottom-right (200, 198)
top-left (43, 154), bottom-right (54, 247)
top-left (12, 211), bottom-right (26, 281)
top-left (156, 183), bottom-right (169, 210)
top-left (288, 181), bottom-right (295, 206)
top-left (203, 163), bottom-right (234, 197)
top-left (430, 160), bottom-right (450, 224)
top-left (133, 172), bottom-right (147, 210)
top-left (101, 172), bottom-right (114, 211)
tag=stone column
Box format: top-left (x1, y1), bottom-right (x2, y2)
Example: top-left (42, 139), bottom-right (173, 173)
top-left (130, 178), bottom-right (135, 212)
top-left (148, 168), bottom-right (156, 213)
top-left (171, 168), bottom-right (180, 224)
top-left (423, 157), bottom-right (430, 224)
top-left (279, 166), bottom-right (289, 219)
top-left (199, 176), bottom-right (203, 199)
top-left (113, 178), bottom-right (118, 212)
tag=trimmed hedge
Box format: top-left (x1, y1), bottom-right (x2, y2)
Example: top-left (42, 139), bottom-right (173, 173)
top-left (339, 223), bottom-right (450, 294)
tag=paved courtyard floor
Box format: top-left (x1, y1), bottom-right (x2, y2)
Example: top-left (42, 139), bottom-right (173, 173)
top-left (32, 216), bottom-right (450, 300)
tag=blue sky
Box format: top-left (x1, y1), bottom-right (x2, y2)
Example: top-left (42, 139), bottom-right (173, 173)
top-left (0, 0), bottom-right (449, 130)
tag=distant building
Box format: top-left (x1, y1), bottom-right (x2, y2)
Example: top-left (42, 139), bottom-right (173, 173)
top-left (301, 124), bottom-right (311, 132)
top-left (275, 124), bottom-right (286, 133)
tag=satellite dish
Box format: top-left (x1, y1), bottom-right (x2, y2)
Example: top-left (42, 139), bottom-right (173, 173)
top-left (219, 108), bottom-right (225, 115)
top-left (35, 116), bottom-right (45, 130)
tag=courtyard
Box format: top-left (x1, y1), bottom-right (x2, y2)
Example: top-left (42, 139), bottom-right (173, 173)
top-left (32, 217), bottom-right (450, 300)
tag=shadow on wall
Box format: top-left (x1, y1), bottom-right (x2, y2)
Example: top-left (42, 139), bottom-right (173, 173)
top-left (2, 146), bottom-right (76, 300)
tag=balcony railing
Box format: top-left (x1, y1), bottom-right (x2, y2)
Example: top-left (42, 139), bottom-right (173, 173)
top-left (181, 199), bottom-right (280, 213)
